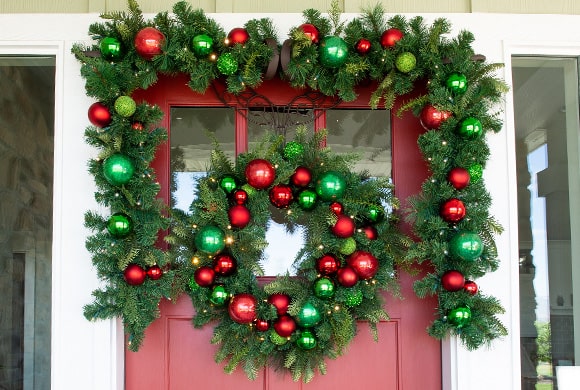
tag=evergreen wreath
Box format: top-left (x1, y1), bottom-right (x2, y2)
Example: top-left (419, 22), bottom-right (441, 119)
top-left (73, 0), bottom-right (508, 382)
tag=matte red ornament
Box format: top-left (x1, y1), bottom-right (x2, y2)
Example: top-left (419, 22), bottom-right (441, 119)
top-left (232, 189), bottom-right (248, 205)
top-left (330, 202), bottom-right (343, 215)
top-left (440, 198), bottom-right (466, 223)
top-left (255, 319), bottom-right (269, 331)
top-left (380, 28), bottom-right (404, 48)
top-left (213, 254), bottom-right (237, 276)
top-left (88, 102), bottom-right (112, 128)
top-left (463, 280), bottom-right (478, 295)
top-left (227, 27), bottom-right (250, 46)
top-left (355, 38), bottom-right (371, 55)
top-left (347, 250), bottom-right (379, 280)
top-left (228, 204), bottom-right (251, 228)
top-left (331, 215), bottom-right (355, 238)
top-left (269, 184), bottom-right (293, 208)
top-left (245, 159), bottom-right (275, 189)
top-left (291, 166), bottom-right (312, 187)
top-left (131, 121), bottom-right (144, 131)
top-left (273, 315), bottom-right (296, 337)
top-left (299, 23), bottom-right (319, 44)
top-left (316, 254), bottom-right (339, 275)
top-left (337, 266), bottom-right (359, 287)
top-left (134, 27), bottom-right (165, 60)
top-left (448, 167), bottom-right (470, 190)
top-left (420, 104), bottom-right (452, 130)
top-left (193, 266), bottom-right (215, 287)
top-left (228, 293), bottom-right (257, 324)
top-left (362, 225), bottom-right (378, 240)
top-left (124, 264), bottom-right (146, 286)
top-left (441, 270), bottom-right (466, 292)
top-left (146, 265), bottom-right (163, 280)
top-left (268, 293), bottom-right (291, 315)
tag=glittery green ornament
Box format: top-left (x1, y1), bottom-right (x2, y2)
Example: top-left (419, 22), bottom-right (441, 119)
top-left (395, 52), bottom-right (416, 73)
top-left (194, 225), bottom-right (225, 255)
top-left (339, 237), bottom-right (356, 255)
top-left (103, 154), bottom-right (135, 186)
top-left (114, 95), bottom-right (137, 117)
top-left (217, 53), bottom-right (238, 75)
top-left (468, 163), bottom-right (483, 183)
top-left (457, 117), bottom-right (483, 139)
top-left (100, 37), bottom-right (123, 61)
top-left (297, 189), bottom-right (317, 210)
top-left (209, 285), bottom-right (228, 306)
top-left (296, 331), bottom-right (317, 350)
top-left (107, 212), bottom-right (133, 238)
top-left (188, 274), bottom-right (201, 291)
top-left (241, 183), bottom-right (257, 197)
top-left (446, 73), bottom-right (468, 94)
top-left (283, 141), bottom-right (304, 159)
top-left (269, 331), bottom-right (288, 345)
top-left (449, 231), bottom-right (483, 261)
top-left (344, 288), bottom-right (363, 307)
top-left (296, 302), bottom-right (321, 328)
top-left (192, 34), bottom-right (213, 57)
top-left (448, 306), bottom-right (472, 327)
top-left (220, 176), bottom-right (237, 194)
top-left (315, 171), bottom-right (346, 201)
top-left (313, 277), bottom-right (335, 299)
top-left (319, 36), bottom-right (348, 68)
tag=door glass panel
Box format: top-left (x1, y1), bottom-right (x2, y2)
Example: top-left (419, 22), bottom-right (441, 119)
top-left (0, 56), bottom-right (55, 390)
top-left (513, 56), bottom-right (580, 390)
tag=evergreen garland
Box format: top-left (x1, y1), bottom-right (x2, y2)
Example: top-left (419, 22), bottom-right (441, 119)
top-left (73, 0), bottom-right (508, 381)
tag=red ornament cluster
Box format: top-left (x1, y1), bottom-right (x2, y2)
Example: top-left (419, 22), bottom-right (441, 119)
top-left (420, 104), bottom-right (452, 130)
top-left (123, 263), bottom-right (163, 285)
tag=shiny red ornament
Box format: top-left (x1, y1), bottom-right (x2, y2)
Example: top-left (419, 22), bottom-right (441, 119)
top-left (448, 167), bottom-right (470, 190)
top-left (362, 225), bottom-right (378, 240)
top-left (420, 104), bottom-right (452, 130)
top-left (123, 264), bottom-right (146, 286)
top-left (291, 166), bottom-right (312, 187)
top-left (380, 28), bottom-right (403, 48)
top-left (228, 204), bottom-right (251, 228)
top-left (227, 27), bottom-right (250, 46)
top-left (273, 315), bottom-right (296, 337)
top-left (193, 266), bottom-right (215, 287)
top-left (213, 254), bottom-right (237, 276)
top-left (233, 189), bottom-right (248, 205)
top-left (146, 265), bottom-right (163, 280)
top-left (228, 293), bottom-right (257, 324)
top-left (255, 319), bottom-right (269, 331)
top-left (299, 23), bottom-right (319, 44)
top-left (330, 202), bottom-right (343, 215)
top-left (131, 122), bottom-right (144, 131)
top-left (347, 251), bottom-right (379, 280)
top-left (268, 293), bottom-right (291, 315)
top-left (88, 102), bottom-right (112, 128)
top-left (316, 254), bottom-right (339, 275)
top-left (463, 280), bottom-right (479, 295)
top-left (134, 27), bottom-right (165, 60)
top-left (331, 215), bottom-right (355, 238)
top-left (355, 38), bottom-right (371, 55)
top-left (245, 159), bottom-right (275, 189)
top-left (337, 266), bottom-right (359, 287)
top-left (440, 198), bottom-right (466, 223)
top-left (269, 184), bottom-right (293, 208)
top-left (441, 270), bottom-right (465, 292)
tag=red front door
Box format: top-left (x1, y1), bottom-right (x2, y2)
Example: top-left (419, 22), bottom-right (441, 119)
top-left (126, 74), bottom-right (441, 389)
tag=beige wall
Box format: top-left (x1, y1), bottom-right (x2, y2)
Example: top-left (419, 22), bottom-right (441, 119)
top-left (1, 0), bottom-right (580, 14)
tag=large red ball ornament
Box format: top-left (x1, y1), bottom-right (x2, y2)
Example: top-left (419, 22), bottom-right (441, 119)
top-left (273, 315), bottom-right (296, 337)
top-left (299, 23), bottom-right (319, 44)
top-left (440, 198), bottom-right (466, 223)
top-left (420, 104), bottom-right (452, 130)
top-left (146, 265), bottom-right (163, 280)
top-left (331, 215), bottom-right (355, 238)
top-left (355, 38), bottom-right (371, 55)
top-left (124, 264), bottom-right (146, 286)
top-left (228, 293), bottom-right (257, 324)
top-left (194, 266), bottom-right (216, 287)
top-left (227, 27), bottom-right (250, 46)
top-left (228, 204), bottom-right (251, 228)
top-left (269, 184), bottom-right (294, 208)
top-left (448, 167), bottom-right (470, 190)
top-left (245, 159), bottom-right (275, 189)
top-left (441, 270), bottom-right (466, 292)
top-left (347, 251), bottom-right (379, 280)
top-left (316, 254), bottom-right (339, 275)
top-left (463, 280), bottom-right (479, 295)
top-left (268, 293), bottom-right (291, 315)
top-left (88, 102), bottom-right (112, 128)
top-left (337, 266), bottom-right (359, 287)
top-left (291, 166), bottom-right (312, 187)
top-left (134, 27), bottom-right (165, 60)
top-left (213, 254), bottom-right (237, 276)
top-left (380, 28), bottom-right (404, 48)
top-left (255, 319), bottom-right (269, 331)
top-left (362, 225), bottom-right (378, 240)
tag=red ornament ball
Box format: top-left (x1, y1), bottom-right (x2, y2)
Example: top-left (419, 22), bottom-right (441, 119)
top-left (131, 122), bottom-right (144, 131)
top-left (268, 293), bottom-right (291, 315)
top-left (347, 250), bottom-right (379, 280)
top-left (269, 184), bottom-right (294, 208)
top-left (420, 104), bottom-right (452, 130)
top-left (331, 215), bottom-right (355, 238)
top-left (88, 102), bottom-right (112, 128)
top-left (228, 204), bottom-right (251, 229)
top-left (146, 265), bottom-right (163, 280)
top-left (380, 28), bottom-right (404, 48)
top-left (255, 319), bottom-right (269, 332)
top-left (124, 264), bottom-right (146, 286)
top-left (330, 202), bottom-right (343, 215)
top-left (245, 159), bottom-right (275, 189)
top-left (228, 293), bottom-right (257, 324)
top-left (134, 27), bottom-right (165, 60)
top-left (355, 38), bottom-right (371, 55)
top-left (194, 266), bottom-right (215, 287)
top-left (213, 254), bottom-right (237, 276)
top-left (227, 27), bottom-right (250, 46)
top-left (441, 270), bottom-right (466, 292)
top-left (448, 167), bottom-right (470, 190)
top-left (440, 198), bottom-right (466, 223)
top-left (273, 315), bottom-right (296, 337)
top-left (337, 266), bottom-right (359, 287)
top-left (362, 225), bottom-right (378, 240)
top-left (291, 166), bottom-right (312, 187)
top-left (316, 254), bottom-right (340, 275)
top-left (463, 280), bottom-right (478, 295)
top-left (233, 189), bottom-right (248, 205)
top-left (299, 23), bottom-right (319, 44)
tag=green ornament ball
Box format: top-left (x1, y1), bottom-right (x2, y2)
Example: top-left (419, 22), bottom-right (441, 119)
top-left (468, 163), bottom-right (483, 183)
top-left (446, 73), bottom-right (468, 94)
top-left (220, 176), bottom-right (237, 194)
top-left (102, 154), bottom-right (135, 186)
top-left (457, 117), bottom-right (483, 139)
top-left (395, 52), bottom-right (416, 73)
top-left (188, 274), bottom-right (201, 291)
top-left (339, 237), bottom-right (357, 255)
top-left (107, 212), bottom-right (133, 238)
top-left (217, 53), bottom-right (238, 75)
top-left (209, 285), bottom-right (229, 306)
top-left (315, 171), bottom-right (346, 201)
top-left (192, 34), bottom-right (214, 57)
top-left (344, 288), bottom-right (363, 307)
top-left (114, 95), bottom-right (137, 117)
top-left (194, 225), bottom-right (226, 255)
top-left (296, 302), bottom-right (321, 328)
top-left (269, 331), bottom-right (288, 345)
top-left (365, 204), bottom-right (385, 223)
top-left (319, 36), bottom-right (349, 68)
top-left (314, 277), bottom-right (335, 299)
top-left (283, 141), bottom-right (304, 159)
top-left (448, 306), bottom-right (472, 327)
top-left (449, 231), bottom-right (484, 261)
top-left (297, 189), bottom-right (317, 210)
top-left (100, 37), bottom-right (122, 61)
top-left (296, 331), bottom-right (317, 350)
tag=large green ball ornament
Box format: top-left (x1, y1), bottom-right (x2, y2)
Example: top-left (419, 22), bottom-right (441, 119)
top-left (344, 288), bottom-right (363, 307)
top-left (339, 237), bottom-right (356, 255)
top-left (209, 285), bottom-right (228, 306)
top-left (314, 277), bottom-right (335, 299)
top-left (107, 212), bottom-right (133, 238)
top-left (468, 163), bottom-right (483, 183)
top-left (319, 36), bottom-right (348, 68)
top-left (296, 302), bottom-right (321, 328)
top-left (114, 95), bottom-right (137, 117)
top-left (297, 189), bottom-right (317, 210)
top-left (100, 37), bottom-right (123, 61)
top-left (449, 231), bottom-right (484, 261)
top-left (365, 204), bottom-right (385, 223)
top-left (448, 306), bottom-right (472, 327)
top-left (296, 331), bottom-right (317, 350)
top-left (217, 53), bottom-right (238, 75)
top-left (192, 34), bottom-right (214, 57)
top-left (194, 225), bottom-right (226, 255)
top-left (283, 141), bottom-right (304, 159)
top-left (220, 176), bottom-right (237, 194)
top-left (315, 171), bottom-right (346, 201)
top-left (457, 117), bottom-right (483, 139)
top-left (446, 73), bottom-right (468, 94)
top-left (395, 52), bottom-right (416, 73)
top-left (103, 154), bottom-right (135, 186)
